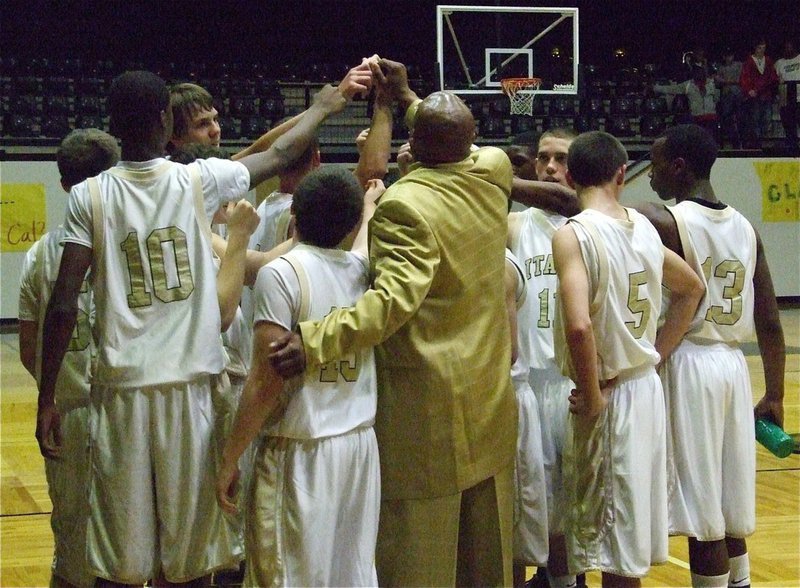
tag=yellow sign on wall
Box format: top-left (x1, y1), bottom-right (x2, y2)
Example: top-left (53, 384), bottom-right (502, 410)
top-left (753, 161), bottom-right (799, 222)
top-left (1, 183), bottom-right (47, 252)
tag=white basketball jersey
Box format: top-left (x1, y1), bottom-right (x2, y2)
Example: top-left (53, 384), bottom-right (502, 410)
top-left (253, 243), bottom-right (376, 439)
top-left (240, 191), bottom-right (294, 367)
top-left (508, 208), bottom-right (567, 370)
top-left (222, 307), bottom-right (249, 378)
top-left (18, 227), bottom-right (93, 403)
top-left (211, 252), bottom-right (249, 380)
top-left (505, 249), bottom-right (530, 384)
top-left (668, 200), bottom-right (756, 345)
top-left (555, 208), bottom-right (663, 381)
top-left (62, 158), bottom-right (249, 387)
top-left (250, 191), bottom-right (294, 253)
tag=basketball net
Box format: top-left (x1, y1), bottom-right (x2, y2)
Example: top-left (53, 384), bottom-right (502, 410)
top-left (501, 77), bottom-right (542, 116)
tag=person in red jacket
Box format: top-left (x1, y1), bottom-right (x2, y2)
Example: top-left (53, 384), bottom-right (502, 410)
top-left (740, 39), bottom-right (778, 148)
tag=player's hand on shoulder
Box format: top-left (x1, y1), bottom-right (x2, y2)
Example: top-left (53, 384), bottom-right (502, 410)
top-left (227, 199), bottom-right (260, 237)
top-left (268, 330), bottom-right (307, 378)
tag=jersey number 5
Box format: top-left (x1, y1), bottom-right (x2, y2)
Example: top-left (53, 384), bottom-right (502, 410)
top-left (120, 227), bottom-right (194, 309)
top-left (625, 270), bottom-right (651, 339)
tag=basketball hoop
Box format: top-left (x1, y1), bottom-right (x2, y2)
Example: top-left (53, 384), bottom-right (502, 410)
top-left (501, 77), bottom-right (542, 116)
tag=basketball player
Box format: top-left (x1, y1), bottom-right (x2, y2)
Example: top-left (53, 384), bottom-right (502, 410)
top-left (168, 82), bottom-right (306, 160)
top-left (239, 71), bottom-right (392, 367)
top-left (507, 128), bottom-right (584, 588)
top-left (508, 130), bottom-right (581, 218)
top-left (503, 244), bottom-right (550, 588)
top-left (36, 70), bottom-right (365, 585)
top-left (217, 167), bottom-right (384, 586)
top-left (18, 128), bottom-right (119, 588)
top-left (639, 124), bottom-right (786, 588)
top-left (552, 131), bottom-right (704, 587)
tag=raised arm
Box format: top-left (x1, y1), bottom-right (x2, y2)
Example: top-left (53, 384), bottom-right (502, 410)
top-left (353, 82), bottom-right (393, 187)
top-left (751, 229), bottom-right (786, 427)
top-left (212, 233), bottom-right (294, 287)
top-left (370, 57), bottom-right (419, 114)
top-left (231, 112), bottom-right (305, 161)
top-left (655, 247), bottom-right (705, 363)
top-left (215, 200), bottom-right (260, 331)
top-left (351, 179), bottom-right (385, 255)
top-left (238, 63), bottom-right (372, 188)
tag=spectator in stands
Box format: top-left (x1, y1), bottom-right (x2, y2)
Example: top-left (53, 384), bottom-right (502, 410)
top-left (740, 39), bottom-right (778, 149)
top-left (654, 65), bottom-right (720, 144)
top-left (688, 45), bottom-right (710, 75)
top-left (774, 40), bottom-right (800, 154)
top-left (715, 47), bottom-right (745, 148)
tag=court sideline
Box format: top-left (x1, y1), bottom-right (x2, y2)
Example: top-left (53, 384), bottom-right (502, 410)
top-left (1, 307), bottom-right (798, 587)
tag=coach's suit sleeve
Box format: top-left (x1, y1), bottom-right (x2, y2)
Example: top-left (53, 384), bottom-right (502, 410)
top-left (298, 195), bottom-right (439, 366)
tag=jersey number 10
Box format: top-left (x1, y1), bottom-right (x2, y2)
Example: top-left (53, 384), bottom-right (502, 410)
top-left (120, 227), bottom-right (195, 309)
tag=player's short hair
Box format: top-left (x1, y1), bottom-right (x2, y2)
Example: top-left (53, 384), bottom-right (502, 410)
top-left (109, 71), bottom-right (170, 143)
top-left (169, 143), bottom-right (229, 164)
top-left (57, 128), bottom-right (120, 189)
top-left (540, 127), bottom-right (578, 144)
top-left (662, 124), bottom-right (718, 179)
top-left (567, 131), bottom-right (628, 187)
top-left (292, 166), bottom-right (363, 248)
top-left (169, 82), bottom-right (215, 141)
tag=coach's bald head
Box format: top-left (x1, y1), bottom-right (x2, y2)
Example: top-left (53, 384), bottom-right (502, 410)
top-left (410, 91), bottom-right (476, 164)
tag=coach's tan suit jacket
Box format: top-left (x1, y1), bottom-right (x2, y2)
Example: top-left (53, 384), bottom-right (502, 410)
top-left (299, 146), bottom-right (517, 501)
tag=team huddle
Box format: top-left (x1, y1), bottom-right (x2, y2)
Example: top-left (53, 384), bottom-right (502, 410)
top-left (19, 56), bottom-right (785, 588)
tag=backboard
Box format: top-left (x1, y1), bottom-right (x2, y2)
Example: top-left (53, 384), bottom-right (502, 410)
top-left (436, 5), bottom-right (579, 95)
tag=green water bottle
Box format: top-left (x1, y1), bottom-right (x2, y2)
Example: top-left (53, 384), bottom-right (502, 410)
top-left (755, 418), bottom-right (793, 458)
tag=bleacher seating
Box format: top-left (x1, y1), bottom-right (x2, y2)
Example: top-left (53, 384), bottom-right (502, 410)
top-left (480, 115), bottom-right (506, 139)
top-left (75, 114), bottom-right (105, 131)
top-left (6, 114), bottom-right (37, 137)
top-left (41, 115), bottom-right (71, 138)
top-left (0, 56), bottom-right (786, 154)
top-left (44, 95), bottom-right (71, 117)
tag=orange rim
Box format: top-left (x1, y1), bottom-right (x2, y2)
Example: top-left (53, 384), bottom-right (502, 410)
top-left (500, 77), bottom-right (542, 95)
